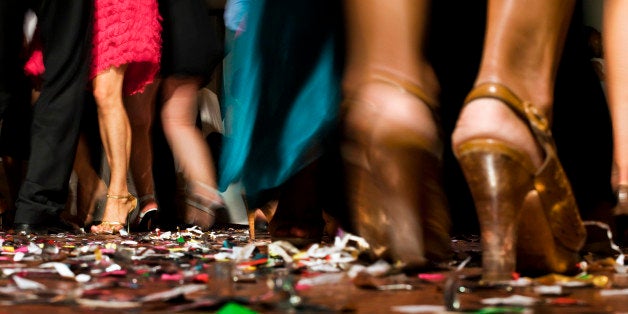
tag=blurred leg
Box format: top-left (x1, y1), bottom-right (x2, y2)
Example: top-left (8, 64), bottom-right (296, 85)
top-left (341, 0), bottom-right (450, 267)
top-left (161, 77), bottom-right (224, 230)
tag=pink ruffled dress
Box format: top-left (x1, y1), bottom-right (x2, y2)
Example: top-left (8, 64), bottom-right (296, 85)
top-left (91, 0), bottom-right (162, 95)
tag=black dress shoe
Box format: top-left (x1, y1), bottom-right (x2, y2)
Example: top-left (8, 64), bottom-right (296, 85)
top-left (14, 219), bottom-right (83, 235)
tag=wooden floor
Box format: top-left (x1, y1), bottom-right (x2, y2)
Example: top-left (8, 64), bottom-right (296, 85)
top-left (0, 161), bottom-right (627, 313)
top-left (0, 224), bottom-right (625, 314)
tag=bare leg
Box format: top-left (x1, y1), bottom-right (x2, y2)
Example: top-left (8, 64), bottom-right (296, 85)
top-left (452, 0), bottom-right (575, 165)
top-left (604, 1), bottom-right (628, 246)
top-left (126, 81), bottom-right (159, 228)
top-left (342, 0), bottom-right (450, 267)
top-left (91, 66), bottom-right (136, 232)
top-left (452, 0), bottom-right (584, 280)
top-left (71, 133), bottom-right (107, 225)
top-left (605, 0), bottom-right (628, 191)
top-left (161, 77), bottom-right (223, 229)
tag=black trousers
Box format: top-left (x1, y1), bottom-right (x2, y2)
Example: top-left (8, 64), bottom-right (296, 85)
top-left (0, 0), bottom-right (93, 225)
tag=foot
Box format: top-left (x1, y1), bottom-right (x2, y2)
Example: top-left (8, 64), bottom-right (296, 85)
top-left (91, 194), bottom-right (137, 234)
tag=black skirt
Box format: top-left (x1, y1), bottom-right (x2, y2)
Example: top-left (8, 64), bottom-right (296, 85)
top-left (158, 0), bottom-right (224, 84)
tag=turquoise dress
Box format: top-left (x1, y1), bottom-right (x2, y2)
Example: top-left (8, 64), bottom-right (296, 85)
top-left (219, 0), bottom-right (343, 198)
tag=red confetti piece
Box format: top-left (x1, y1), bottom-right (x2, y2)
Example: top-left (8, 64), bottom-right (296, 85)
top-left (238, 258), bottom-right (268, 267)
top-left (552, 297), bottom-right (581, 305)
top-left (101, 270), bottom-right (127, 277)
top-left (193, 273), bottom-right (209, 283)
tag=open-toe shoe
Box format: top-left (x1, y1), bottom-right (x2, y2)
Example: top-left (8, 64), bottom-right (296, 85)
top-left (91, 194), bottom-right (137, 235)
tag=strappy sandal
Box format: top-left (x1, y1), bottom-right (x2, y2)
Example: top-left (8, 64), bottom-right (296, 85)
top-left (181, 181), bottom-right (228, 231)
top-left (341, 70), bottom-right (452, 269)
top-left (91, 194), bottom-right (138, 234)
top-left (454, 83), bottom-right (587, 283)
top-left (130, 194), bottom-right (158, 232)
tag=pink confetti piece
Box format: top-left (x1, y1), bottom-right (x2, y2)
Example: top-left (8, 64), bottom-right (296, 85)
top-left (418, 273), bottom-right (446, 282)
top-left (161, 273), bottom-right (183, 281)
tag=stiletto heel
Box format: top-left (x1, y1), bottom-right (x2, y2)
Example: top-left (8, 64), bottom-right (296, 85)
top-left (454, 83), bottom-right (586, 282)
top-left (342, 70), bottom-right (451, 269)
top-left (91, 194), bottom-right (137, 234)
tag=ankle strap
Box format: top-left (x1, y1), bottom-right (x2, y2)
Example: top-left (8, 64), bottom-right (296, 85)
top-left (370, 70), bottom-right (439, 111)
top-left (106, 194), bottom-right (134, 200)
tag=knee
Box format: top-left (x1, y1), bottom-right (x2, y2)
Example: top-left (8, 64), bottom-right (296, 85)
top-left (93, 82), bottom-right (120, 109)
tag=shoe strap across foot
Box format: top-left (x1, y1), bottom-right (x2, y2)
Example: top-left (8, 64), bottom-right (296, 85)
top-left (369, 70), bottom-right (439, 111)
top-left (103, 194), bottom-right (137, 233)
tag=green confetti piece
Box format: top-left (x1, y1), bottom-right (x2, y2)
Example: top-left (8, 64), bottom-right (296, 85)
top-left (216, 302), bottom-right (257, 314)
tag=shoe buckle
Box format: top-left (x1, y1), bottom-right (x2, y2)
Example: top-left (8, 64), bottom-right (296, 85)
top-left (523, 101), bottom-right (549, 132)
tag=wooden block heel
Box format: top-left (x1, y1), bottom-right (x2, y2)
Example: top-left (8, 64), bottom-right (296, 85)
top-left (454, 83), bottom-right (586, 282)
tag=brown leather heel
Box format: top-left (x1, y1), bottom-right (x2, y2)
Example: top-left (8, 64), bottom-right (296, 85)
top-left (454, 83), bottom-right (586, 282)
top-left (342, 71), bottom-right (451, 269)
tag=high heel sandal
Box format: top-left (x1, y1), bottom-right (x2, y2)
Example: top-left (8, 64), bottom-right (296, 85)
top-left (130, 194), bottom-right (158, 232)
top-left (342, 71), bottom-right (452, 269)
top-left (182, 181), bottom-right (228, 231)
top-left (91, 194), bottom-right (138, 234)
top-left (454, 83), bottom-right (586, 283)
